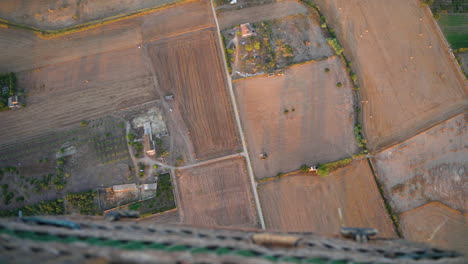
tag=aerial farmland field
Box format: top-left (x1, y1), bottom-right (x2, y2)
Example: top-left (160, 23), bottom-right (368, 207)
top-left (148, 29), bottom-right (241, 161)
top-left (313, 0), bottom-right (467, 152)
top-left (438, 14), bottom-right (468, 50)
top-left (400, 202), bottom-right (468, 255)
top-left (234, 56), bottom-right (357, 179)
top-left (175, 157), bottom-right (259, 228)
top-left (258, 160), bottom-right (396, 237)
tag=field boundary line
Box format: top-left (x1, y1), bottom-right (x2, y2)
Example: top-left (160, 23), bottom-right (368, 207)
top-left (210, 0), bottom-right (266, 229)
top-left (231, 55), bottom-right (337, 83)
top-left (176, 153), bottom-right (243, 170)
top-left (0, 0), bottom-right (195, 39)
top-left (372, 110), bottom-right (466, 156)
top-left (146, 25), bottom-right (216, 44)
top-left (399, 201), bottom-right (467, 217)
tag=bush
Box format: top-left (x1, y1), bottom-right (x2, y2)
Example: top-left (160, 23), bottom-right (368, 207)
top-left (354, 124), bottom-right (367, 148)
top-left (66, 191), bottom-right (99, 215)
top-left (245, 44), bottom-right (253, 52)
top-left (300, 165), bottom-right (309, 173)
top-left (336, 82), bottom-right (343, 87)
top-left (80, 120), bottom-right (88, 127)
top-left (324, 68), bottom-right (330, 72)
top-left (254, 41), bottom-right (261, 50)
top-left (316, 158), bottom-right (353, 177)
top-left (326, 38), bottom-right (344, 55)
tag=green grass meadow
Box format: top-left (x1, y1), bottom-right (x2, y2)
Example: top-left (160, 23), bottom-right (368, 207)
top-left (438, 14), bottom-right (468, 50)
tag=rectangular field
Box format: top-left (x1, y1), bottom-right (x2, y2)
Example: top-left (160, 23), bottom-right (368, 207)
top-left (175, 157), bottom-right (259, 228)
top-left (258, 159), bottom-right (396, 237)
top-left (234, 56), bottom-right (358, 179)
top-left (314, 0), bottom-right (468, 152)
top-left (372, 113), bottom-right (467, 213)
top-left (148, 30), bottom-right (241, 160)
top-left (0, 46), bottom-right (156, 146)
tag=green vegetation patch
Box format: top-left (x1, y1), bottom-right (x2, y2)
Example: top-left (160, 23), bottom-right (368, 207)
top-left (438, 14), bottom-right (468, 50)
top-left (66, 191), bottom-right (100, 215)
top-left (0, 199), bottom-right (65, 217)
top-left (316, 158), bottom-right (353, 177)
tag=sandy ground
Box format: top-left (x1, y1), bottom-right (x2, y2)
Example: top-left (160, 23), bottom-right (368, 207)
top-left (400, 202), bottom-right (468, 255)
top-left (148, 30), bottom-right (241, 161)
top-left (175, 157), bottom-right (259, 228)
top-left (234, 57), bottom-right (357, 179)
top-left (0, 0), bottom-right (178, 30)
top-left (0, 46), bottom-right (156, 146)
top-left (217, 0), bottom-right (308, 29)
top-left (258, 160), bottom-right (396, 237)
top-left (372, 113), bottom-right (467, 213)
top-left (313, 0), bottom-right (467, 152)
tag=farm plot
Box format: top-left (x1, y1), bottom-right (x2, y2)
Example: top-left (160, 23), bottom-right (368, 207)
top-left (234, 56), bottom-right (357, 180)
top-left (371, 113), bottom-right (467, 213)
top-left (148, 30), bottom-right (241, 161)
top-left (438, 14), bottom-right (468, 50)
top-left (176, 157), bottom-right (259, 228)
top-left (222, 12), bottom-right (333, 78)
top-left (0, 116), bottom-right (134, 211)
top-left (258, 160), bottom-right (396, 237)
top-left (400, 202), bottom-right (468, 255)
top-left (313, 0), bottom-right (468, 152)
top-left (0, 46), bottom-right (156, 146)
top-left (0, 0), bottom-right (180, 30)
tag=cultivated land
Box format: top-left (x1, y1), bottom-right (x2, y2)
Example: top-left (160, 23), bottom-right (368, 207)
top-left (438, 14), bottom-right (468, 50)
top-left (217, 0), bottom-right (308, 29)
top-left (372, 113), bottom-right (467, 213)
top-left (0, 0), bottom-right (214, 73)
top-left (400, 202), bottom-right (468, 255)
top-left (313, 0), bottom-right (468, 152)
top-left (234, 56), bottom-right (357, 179)
top-left (148, 30), bottom-right (241, 161)
top-left (175, 157), bottom-right (259, 228)
top-left (0, 0), bottom-right (179, 30)
top-left (0, 47), bottom-right (156, 146)
top-left (258, 160), bottom-right (395, 237)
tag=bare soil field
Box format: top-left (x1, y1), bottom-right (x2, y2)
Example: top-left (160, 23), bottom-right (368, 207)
top-left (217, 0), bottom-right (308, 29)
top-left (258, 160), bottom-right (396, 237)
top-left (234, 56), bottom-right (357, 179)
top-left (400, 202), bottom-right (468, 254)
top-left (0, 0), bottom-right (214, 73)
top-left (372, 113), bottom-right (467, 213)
top-left (313, 0), bottom-right (468, 152)
top-left (175, 157), bottom-right (259, 228)
top-left (0, 0), bottom-right (178, 30)
top-left (148, 30), bottom-right (241, 161)
top-left (0, 46), bottom-right (156, 146)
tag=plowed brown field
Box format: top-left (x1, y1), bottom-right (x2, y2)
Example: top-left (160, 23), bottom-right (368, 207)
top-left (258, 160), bottom-right (396, 237)
top-left (313, 0), bottom-right (467, 152)
top-left (148, 30), bottom-right (241, 160)
top-left (400, 202), bottom-right (468, 254)
top-left (176, 157), bottom-right (259, 228)
top-left (234, 57), bottom-right (357, 179)
top-left (0, 47), bottom-right (156, 146)
top-left (372, 113), bottom-right (467, 213)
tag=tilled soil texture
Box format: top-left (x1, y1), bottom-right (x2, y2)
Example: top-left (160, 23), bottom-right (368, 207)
top-left (0, 0), bottom-right (179, 30)
top-left (372, 113), bottom-right (467, 213)
top-left (400, 202), bottom-right (468, 255)
top-left (175, 157), bottom-right (259, 228)
top-left (258, 160), bottom-right (396, 238)
top-left (148, 30), bottom-right (241, 161)
top-left (313, 0), bottom-right (467, 152)
top-left (234, 57), bottom-right (357, 180)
